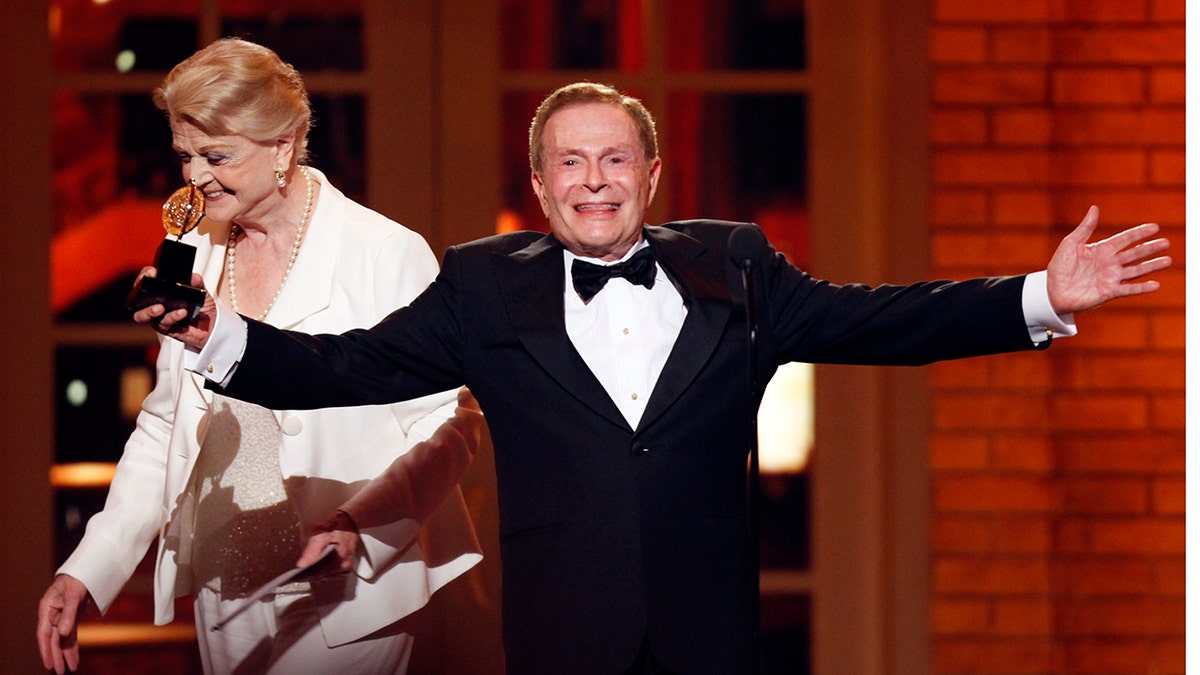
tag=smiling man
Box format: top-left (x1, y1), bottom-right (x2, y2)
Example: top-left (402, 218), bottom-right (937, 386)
top-left (136, 82), bottom-right (1171, 674)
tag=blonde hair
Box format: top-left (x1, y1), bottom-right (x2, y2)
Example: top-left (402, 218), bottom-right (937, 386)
top-left (154, 37), bottom-right (312, 162)
top-left (528, 82), bottom-right (658, 174)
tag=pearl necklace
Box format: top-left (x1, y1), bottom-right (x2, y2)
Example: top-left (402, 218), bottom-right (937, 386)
top-left (225, 165), bottom-right (314, 321)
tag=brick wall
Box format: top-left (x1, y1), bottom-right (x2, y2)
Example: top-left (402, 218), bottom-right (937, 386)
top-left (926, 1), bottom-right (1185, 673)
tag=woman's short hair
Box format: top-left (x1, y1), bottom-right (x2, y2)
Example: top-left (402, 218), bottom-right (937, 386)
top-left (528, 82), bottom-right (658, 174)
top-left (154, 37), bottom-right (312, 162)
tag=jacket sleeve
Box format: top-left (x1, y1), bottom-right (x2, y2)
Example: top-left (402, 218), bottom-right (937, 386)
top-left (55, 338), bottom-right (181, 614)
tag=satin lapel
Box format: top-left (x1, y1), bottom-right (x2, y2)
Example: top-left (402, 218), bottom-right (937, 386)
top-left (638, 226), bottom-right (733, 431)
top-left (495, 234), bottom-right (630, 431)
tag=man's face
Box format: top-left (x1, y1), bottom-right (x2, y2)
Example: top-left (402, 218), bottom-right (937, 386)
top-left (531, 102), bottom-right (661, 261)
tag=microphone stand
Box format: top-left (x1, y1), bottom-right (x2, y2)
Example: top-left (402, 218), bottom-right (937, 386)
top-left (739, 256), bottom-right (762, 674)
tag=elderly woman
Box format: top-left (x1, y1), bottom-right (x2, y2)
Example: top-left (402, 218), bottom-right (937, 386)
top-left (37, 38), bottom-right (482, 674)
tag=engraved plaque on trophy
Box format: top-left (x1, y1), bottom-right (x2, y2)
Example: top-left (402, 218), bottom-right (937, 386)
top-left (126, 182), bottom-right (207, 319)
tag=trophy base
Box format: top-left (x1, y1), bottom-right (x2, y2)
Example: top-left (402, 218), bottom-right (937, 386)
top-left (126, 275), bottom-right (205, 320)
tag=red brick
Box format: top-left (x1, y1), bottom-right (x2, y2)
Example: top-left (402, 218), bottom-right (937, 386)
top-left (1052, 28), bottom-right (1185, 65)
top-left (933, 230), bottom-right (1054, 268)
top-left (994, 598), bottom-right (1053, 634)
top-left (990, 355), bottom-right (1054, 390)
top-left (993, 190), bottom-right (1053, 226)
top-left (1056, 435), bottom-right (1184, 472)
top-left (1151, 0), bottom-right (1186, 21)
top-left (1062, 477), bottom-right (1148, 514)
top-left (1052, 0), bottom-right (1151, 22)
top-left (1057, 597), bottom-right (1184, 636)
top-left (1052, 68), bottom-right (1146, 105)
top-left (1011, 109), bottom-right (1186, 146)
top-left (1083, 188), bottom-right (1185, 226)
top-left (1149, 638), bottom-right (1187, 675)
top-left (1148, 311), bottom-right (1185, 348)
top-left (1149, 149), bottom-right (1185, 185)
top-left (931, 189), bottom-right (990, 226)
top-left (933, 637), bottom-right (1056, 674)
top-left (1150, 393), bottom-right (1185, 430)
top-left (1048, 393), bottom-right (1149, 430)
top-left (1068, 310), bottom-right (1151, 349)
top-left (1053, 558), bottom-right (1155, 595)
top-left (1149, 67), bottom-right (1185, 103)
top-left (934, 67), bottom-right (1048, 105)
top-left (936, 476), bottom-right (1057, 512)
top-left (1074, 353), bottom-right (1185, 390)
top-left (930, 109), bottom-right (989, 144)
top-left (1060, 639), bottom-right (1154, 674)
top-left (1053, 518), bottom-right (1089, 553)
top-left (931, 432), bottom-right (991, 469)
top-left (1048, 149), bottom-right (1148, 186)
top-left (934, 557), bottom-right (1052, 593)
top-left (936, 393), bottom-right (1050, 431)
top-left (930, 26), bottom-right (989, 63)
top-left (991, 435), bottom-right (1052, 471)
top-left (932, 515), bottom-right (992, 553)
top-left (935, 0), bottom-right (1052, 23)
top-left (931, 357), bottom-right (990, 388)
top-left (935, 149), bottom-right (1051, 185)
top-left (992, 516), bottom-right (1053, 553)
top-left (993, 109), bottom-right (1052, 145)
top-left (1089, 518), bottom-right (1185, 554)
top-left (1150, 476), bottom-right (1185, 515)
top-left (993, 28), bottom-right (1052, 63)
top-left (1152, 559), bottom-right (1186, 594)
top-left (932, 598), bottom-right (991, 634)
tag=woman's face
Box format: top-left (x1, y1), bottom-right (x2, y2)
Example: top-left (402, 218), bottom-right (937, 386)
top-left (170, 118), bottom-right (293, 227)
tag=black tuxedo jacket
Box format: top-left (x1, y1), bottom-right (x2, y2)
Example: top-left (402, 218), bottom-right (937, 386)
top-left (219, 220), bottom-right (1041, 673)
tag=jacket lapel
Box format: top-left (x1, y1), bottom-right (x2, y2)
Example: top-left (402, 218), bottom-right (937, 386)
top-left (495, 234), bottom-right (630, 431)
top-left (257, 169), bottom-right (340, 330)
top-left (637, 226), bottom-right (733, 431)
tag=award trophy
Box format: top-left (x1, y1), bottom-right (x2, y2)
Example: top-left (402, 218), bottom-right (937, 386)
top-left (126, 182), bottom-right (207, 319)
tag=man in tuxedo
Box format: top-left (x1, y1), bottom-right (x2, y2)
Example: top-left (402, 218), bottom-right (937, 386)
top-left (136, 82), bottom-right (1170, 673)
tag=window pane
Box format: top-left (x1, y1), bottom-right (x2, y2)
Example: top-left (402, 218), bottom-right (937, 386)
top-left (307, 95), bottom-right (367, 205)
top-left (502, 0), bottom-right (642, 71)
top-left (666, 93), bottom-right (810, 265)
top-left (221, 0), bottom-right (365, 71)
top-left (665, 0), bottom-right (807, 71)
top-left (56, 345), bottom-right (154, 464)
top-left (51, 0), bottom-right (200, 73)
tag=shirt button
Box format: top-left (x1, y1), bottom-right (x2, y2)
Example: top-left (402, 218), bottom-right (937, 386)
top-left (205, 364), bottom-right (214, 373)
top-left (622, 327), bottom-right (630, 335)
top-left (631, 392), bottom-right (638, 400)
top-left (280, 416), bottom-right (303, 436)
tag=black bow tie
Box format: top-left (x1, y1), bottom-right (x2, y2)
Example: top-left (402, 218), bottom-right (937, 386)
top-left (571, 247), bottom-right (657, 302)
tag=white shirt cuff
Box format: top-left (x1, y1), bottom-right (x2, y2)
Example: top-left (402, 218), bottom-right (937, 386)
top-left (1022, 270), bottom-right (1077, 344)
top-left (183, 301), bottom-right (247, 387)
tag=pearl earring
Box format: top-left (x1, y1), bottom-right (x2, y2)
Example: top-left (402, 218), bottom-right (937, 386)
top-left (275, 167), bottom-right (287, 188)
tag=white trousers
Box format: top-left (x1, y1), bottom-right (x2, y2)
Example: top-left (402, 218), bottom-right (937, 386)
top-left (194, 587), bottom-right (413, 675)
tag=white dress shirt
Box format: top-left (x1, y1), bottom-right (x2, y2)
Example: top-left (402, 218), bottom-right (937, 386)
top-left (564, 242), bottom-right (688, 428)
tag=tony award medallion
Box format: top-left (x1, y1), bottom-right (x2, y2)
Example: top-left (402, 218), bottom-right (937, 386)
top-left (126, 182), bottom-right (207, 319)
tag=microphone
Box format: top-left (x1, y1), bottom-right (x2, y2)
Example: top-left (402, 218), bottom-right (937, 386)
top-left (728, 224), bottom-right (766, 673)
top-left (728, 223), bottom-right (767, 271)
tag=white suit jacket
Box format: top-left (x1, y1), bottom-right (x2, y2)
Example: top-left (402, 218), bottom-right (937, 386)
top-left (58, 169), bottom-right (481, 647)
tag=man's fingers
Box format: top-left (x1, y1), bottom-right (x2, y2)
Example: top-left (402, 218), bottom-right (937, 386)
top-left (1122, 256), bottom-right (1172, 281)
top-left (1065, 205), bottom-right (1100, 244)
top-left (1097, 221), bottom-right (1161, 252)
